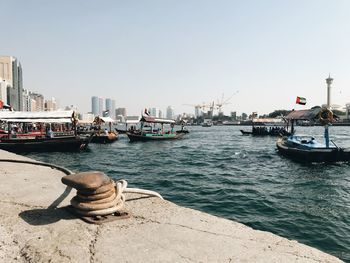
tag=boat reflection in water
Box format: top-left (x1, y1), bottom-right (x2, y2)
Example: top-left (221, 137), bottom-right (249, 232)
top-left (126, 115), bottom-right (186, 142)
top-left (0, 110), bottom-right (91, 153)
top-left (276, 107), bottom-right (350, 162)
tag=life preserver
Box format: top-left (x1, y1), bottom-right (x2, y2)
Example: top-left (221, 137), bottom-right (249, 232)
top-left (319, 109), bottom-right (333, 124)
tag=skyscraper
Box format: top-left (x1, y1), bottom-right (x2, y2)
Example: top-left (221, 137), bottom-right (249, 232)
top-left (0, 78), bottom-right (9, 105)
top-left (115, 107), bottom-right (126, 117)
top-left (91, 96), bottom-right (99, 116)
top-left (166, 106), bottom-right (175, 119)
top-left (99, 97), bottom-right (103, 116)
top-left (92, 96), bottom-right (104, 116)
top-left (0, 56), bottom-right (23, 111)
top-left (105, 98), bottom-right (116, 119)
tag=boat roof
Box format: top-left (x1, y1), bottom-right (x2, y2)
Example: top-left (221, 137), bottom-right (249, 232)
top-left (140, 115), bottom-right (175, 124)
top-left (285, 108), bottom-right (338, 121)
top-left (98, 116), bottom-right (115, 123)
top-left (252, 118), bottom-right (285, 125)
top-left (0, 110), bottom-right (75, 123)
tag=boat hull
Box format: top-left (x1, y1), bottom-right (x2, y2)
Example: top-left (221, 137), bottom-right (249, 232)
top-left (276, 138), bottom-right (350, 162)
top-left (126, 132), bottom-right (185, 142)
top-left (241, 129), bottom-right (290, 136)
top-left (90, 133), bottom-right (118, 144)
top-left (0, 136), bottom-right (90, 153)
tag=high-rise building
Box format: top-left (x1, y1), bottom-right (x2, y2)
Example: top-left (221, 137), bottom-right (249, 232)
top-left (22, 89), bottom-right (31, 111)
top-left (115, 107), bottom-right (126, 118)
top-left (166, 106), bottom-right (175, 119)
top-left (30, 93), bottom-right (44, 111)
top-left (149, 107), bottom-right (159, 117)
top-left (105, 98), bottom-right (116, 119)
top-left (92, 96), bottom-right (104, 116)
top-left (45, 97), bottom-right (57, 111)
top-left (91, 96), bottom-right (99, 116)
top-left (0, 56), bottom-right (23, 111)
top-left (0, 77), bottom-right (10, 105)
top-left (99, 97), bottom-right (103, 116)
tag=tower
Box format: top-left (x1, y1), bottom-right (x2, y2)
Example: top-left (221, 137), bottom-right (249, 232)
top-left (326, 74), bottom-right (333, 109)
top-left (0, 56), bottom-right (23, 111)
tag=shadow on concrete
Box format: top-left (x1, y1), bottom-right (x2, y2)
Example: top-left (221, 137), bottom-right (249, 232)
top-left (19, 207), bottom-right (76, 226)
top-left (19, 186), bottom-right (76, 226)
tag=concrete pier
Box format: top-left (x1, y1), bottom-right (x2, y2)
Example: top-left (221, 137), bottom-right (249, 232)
top-left (0, 150), bottom-right (342, 262)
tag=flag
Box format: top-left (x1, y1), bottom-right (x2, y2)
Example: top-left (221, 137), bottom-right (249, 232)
top-left (296, 96), bottom-right (306, 105)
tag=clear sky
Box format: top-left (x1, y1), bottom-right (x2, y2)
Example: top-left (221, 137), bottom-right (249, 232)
top-left (2, 0), bottom-right (350, 116)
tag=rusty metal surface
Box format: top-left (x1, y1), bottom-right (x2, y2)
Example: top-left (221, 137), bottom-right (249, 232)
top-left (77, 187), bottom-right (115, 201)
top-left (61, 171), bottom-right (111, 190)
top-left (78, 180), bottom-right (115, 195)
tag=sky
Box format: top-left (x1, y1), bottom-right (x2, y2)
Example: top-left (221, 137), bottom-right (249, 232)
top-left (2, 0), bottom-right (350, 116)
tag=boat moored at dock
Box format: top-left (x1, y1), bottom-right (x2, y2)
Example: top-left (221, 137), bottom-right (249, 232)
top-left (0, 110), bottom-right (91, 152)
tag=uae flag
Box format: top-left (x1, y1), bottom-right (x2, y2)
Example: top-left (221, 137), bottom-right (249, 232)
top-left (296, 96), bottom-right (306, 105)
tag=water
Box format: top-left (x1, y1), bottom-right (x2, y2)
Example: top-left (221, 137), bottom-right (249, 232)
top-left (26, 126), bottom-right (350, 261)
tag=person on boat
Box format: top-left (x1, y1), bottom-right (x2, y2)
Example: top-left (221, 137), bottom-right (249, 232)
top-left (46, 127), bottom-right (54, 138)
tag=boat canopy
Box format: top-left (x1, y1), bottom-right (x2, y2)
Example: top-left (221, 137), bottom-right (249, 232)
top-left (125, 119), bottom-right (140, 124)
top-left (99, 117), bottom-right (115, 123)
top-left (140, 115), bottom-right (175, 124)
top-left (0, 110), bottom-right (75, 123)
top-left (285, 108), bottom-right (338, 121)
top-left (252, 118), bottom-right (285, 125)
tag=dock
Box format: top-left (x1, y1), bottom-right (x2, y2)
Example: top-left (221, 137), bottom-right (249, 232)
top-left (0, 149), bottom-right (342, 262)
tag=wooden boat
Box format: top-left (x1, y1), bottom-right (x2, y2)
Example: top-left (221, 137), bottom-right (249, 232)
top-left (0, 135), bottom-right (90, 153)
top-left (127, 131), bottom-right (185, 142)
top-left (0, 110), bottom-right (91, 152)
top-left (126, 115), bottom-right (186, 142)
top-left (276, 136), bottom-right (350, 162)
top-left (176, 120), bottom-right (189, 134)
top-left (201, 119), bottom-right (212, 127)
top-left (91, 132), bottom-right (118, 144)
top-left (240, 129), bottom-right (252, 135)
top-left (90, 116), bottom-right (118, 144)
top-left (240, 118), bottom-right (290, 136)
top-left (276, 107), bottom-right (350, 162)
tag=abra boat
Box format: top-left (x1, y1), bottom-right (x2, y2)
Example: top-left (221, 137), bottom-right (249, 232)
top-left (176, 120), bottom-right (189, 134)
top-left (126, 115), bottom-right (186, 142)
top-left (201, 119), bottom-right (212, 127)
top-left (276, 107), bottom-right (350, 162)
top-left (0, 110), bottom-right (91, 153)
top-left (240, 118), bottom-right (290, 136)
top-left (90, 116), bottom-right (118, 144)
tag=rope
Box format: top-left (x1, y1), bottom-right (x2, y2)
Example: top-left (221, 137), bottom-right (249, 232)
top-left (0, 158), bottom-right (73, 175)
top-left (0, 159), bottom-right (163, 212)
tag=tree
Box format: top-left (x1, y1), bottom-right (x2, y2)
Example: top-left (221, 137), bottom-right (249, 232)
top-left (268, 110), bottom-right (291, 118)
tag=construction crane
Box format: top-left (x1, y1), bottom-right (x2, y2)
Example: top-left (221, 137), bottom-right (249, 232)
top-left (215, 91), bottom-right (239, 114)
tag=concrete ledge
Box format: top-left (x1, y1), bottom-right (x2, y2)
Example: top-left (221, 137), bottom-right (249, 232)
top-left (0, 150), bottom-right (342, 262)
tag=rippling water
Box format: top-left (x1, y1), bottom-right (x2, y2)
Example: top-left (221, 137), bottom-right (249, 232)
top-left (27, 126), bottom-right (350, 262)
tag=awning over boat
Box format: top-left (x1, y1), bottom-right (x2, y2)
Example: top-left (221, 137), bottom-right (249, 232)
top-left (285, 108), bottom-right (338, 121)
top-left (140, 115), bottom-right (175, 124)
top-left (99, 117), bottom-right (115, 123)
top-left (252, 118), bottom-right (285, 125)
top-left (0, 110), bottom-right (75, 123)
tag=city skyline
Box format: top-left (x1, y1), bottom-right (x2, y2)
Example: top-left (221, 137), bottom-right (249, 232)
top-left (2, 1), bottom-right (350, 116)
